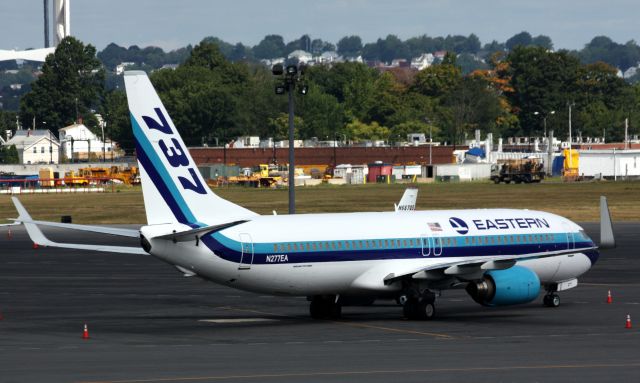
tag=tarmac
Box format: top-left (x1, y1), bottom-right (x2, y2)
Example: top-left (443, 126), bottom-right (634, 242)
top-left (0, 222), bottom-right (638, 382)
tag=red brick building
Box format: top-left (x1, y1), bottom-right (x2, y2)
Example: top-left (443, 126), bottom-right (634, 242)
top-left (190, 146), bottom-right (456, 167)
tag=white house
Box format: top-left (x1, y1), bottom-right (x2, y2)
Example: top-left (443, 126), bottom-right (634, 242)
top-left (318, 51), bottom-right (339, 64)
top-left (3, 129), bottom-right (60, 164)
top-left (287, 50), bottom-right (313, 64)
top-left (58, 123), bottom-right (114, 161)
top-left (411, 53), bottom-right (434, 70)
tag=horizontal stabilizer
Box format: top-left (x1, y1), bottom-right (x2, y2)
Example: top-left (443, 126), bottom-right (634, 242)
top-left (10, 217), bottom-right (139, 238)
top-left (152, 220), bottom-right (249, 242)
top-left (11, 197), bottom-right (146, 255)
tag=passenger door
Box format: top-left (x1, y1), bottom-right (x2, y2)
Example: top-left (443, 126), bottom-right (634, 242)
top-left (238, 233), bottom-right (254, 270)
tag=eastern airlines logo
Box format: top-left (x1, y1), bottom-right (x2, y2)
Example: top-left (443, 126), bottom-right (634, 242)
top-left (449, 217), bottom-right (469, 235)
top-left (448, 216), bottom-right (551, 235)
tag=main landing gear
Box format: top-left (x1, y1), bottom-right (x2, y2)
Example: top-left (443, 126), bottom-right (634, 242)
top-left (543, 292), bottom-right (561, 308)
top-left (309, 295), bottom-right (342, 319)
top-left (401, 291), bottom-right (437, 320)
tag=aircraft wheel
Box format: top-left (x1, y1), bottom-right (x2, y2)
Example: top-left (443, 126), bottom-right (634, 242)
top-left (543, 293), bottom-right (560, 308)
top-left (310, 296), bottom-right (342, 319)
top-left (417, 301), bottom-right (436, 320)
top-left (403, 299), bottom-right (418, 319)
top-left (404, 298), bottom-right (436, 320)
top-left (310, 299), bottom-right (326, 319)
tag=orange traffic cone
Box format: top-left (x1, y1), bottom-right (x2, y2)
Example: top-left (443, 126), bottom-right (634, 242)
top-left (607, 290), bottom-right (613, 304)
top-left (7, 227), bottom-right (12, 239)
top-left (82, 324), bottom-right (90, 339)
top-left (32, 243), bottom-right (39, 249)
top-left (625, 315), bottom-right (632, 329)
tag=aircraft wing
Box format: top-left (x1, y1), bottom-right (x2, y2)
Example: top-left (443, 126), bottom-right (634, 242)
top-left (381, 247), bottom-right (597, 285)
top-left (11, 197), bottom-right (146, 255)
top-left (350, 246), bottom-right (597, 291)
top-left (394, 187), bottom-right (418, 212)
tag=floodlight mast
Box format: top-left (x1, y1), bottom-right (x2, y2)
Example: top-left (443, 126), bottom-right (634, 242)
top-left (272, 63), bottom-right (307, 214)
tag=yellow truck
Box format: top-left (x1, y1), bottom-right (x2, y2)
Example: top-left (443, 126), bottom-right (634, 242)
top-left (228, 164), bottom-right (282, 187)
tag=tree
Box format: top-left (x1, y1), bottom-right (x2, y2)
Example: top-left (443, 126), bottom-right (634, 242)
top-left (532, 35), bottom-right (553, 50)
top-left (19, 36), bottom-right (105, 134)
top-left (0, 144), bottom-right (19, 164)
top-left (268, 113), bottom-right (302, 140)
top-left (253, 35), bottom-right (286, 59)
top-left (306, 62), bottom-right (379, 122)
top-left (285, 35), bottom-right (312, 55)
top-left (100, 90), bottom-right (133, 154)
top-left (506, 32), bottom-right (533, 51)
top-left (412, 59), bottom-right (462, 98)
top-left (337, 36), bottom-right (363, 58)
top-left (345, 119), bottom-right (390, 141)
top-left (505, 46), bottom-right (581, 135)
top-left (441, 76), bottom-right (503, 144)
top-left (298, 86), bottom-right (345, 139)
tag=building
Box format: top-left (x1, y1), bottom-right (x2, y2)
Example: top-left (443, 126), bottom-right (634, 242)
top-left (58, 122), bottom-right (115, 161)
top-left (287, 50), bottom-right (313, 64)
top-left (3, 129), bottom-right (60, 164)
top-left (411, 53), bottom-right (434, 70)
top-left (578, 149), bottom-right (640, 179)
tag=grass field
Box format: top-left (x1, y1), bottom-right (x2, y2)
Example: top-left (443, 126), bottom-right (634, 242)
top-left (0, 181), bottom-right (638, 224)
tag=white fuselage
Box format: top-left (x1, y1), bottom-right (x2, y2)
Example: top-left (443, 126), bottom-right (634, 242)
top-left (142, 208), bottom-right (597, 297)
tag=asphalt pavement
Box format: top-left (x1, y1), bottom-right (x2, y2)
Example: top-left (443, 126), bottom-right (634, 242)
top-left (0, 222), bottom-right (638, 383)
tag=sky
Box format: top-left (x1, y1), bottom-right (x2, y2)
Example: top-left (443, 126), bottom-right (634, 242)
top-left (1, 0), bottom-right (639, 52)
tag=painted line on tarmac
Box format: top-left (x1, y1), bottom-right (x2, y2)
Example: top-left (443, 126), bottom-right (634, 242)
top-left (76, 363), bottom-right (640, 383)
top-left (331, 320), bottom-right (456, 339)
top-left (199, 318), bottom-right (278, 324)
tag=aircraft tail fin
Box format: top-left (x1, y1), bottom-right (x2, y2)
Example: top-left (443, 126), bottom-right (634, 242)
top-left (600, 196), bottom-right (615, 249)
top-left (395, 187), bottom-right (418, 212)
top-left (123, 71), bottom-right (257, 227)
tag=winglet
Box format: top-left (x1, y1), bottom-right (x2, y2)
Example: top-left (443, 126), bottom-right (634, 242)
top-left (11, 197), bottom-right (54, 247)
top-left (600, 196), bottom-right (615, 249)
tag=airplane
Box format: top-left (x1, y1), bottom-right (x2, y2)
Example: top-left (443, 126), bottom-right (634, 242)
top-left (9, 70), bottom-right (615, 321)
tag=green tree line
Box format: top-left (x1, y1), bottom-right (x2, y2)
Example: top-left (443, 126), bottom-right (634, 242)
top-left (10, 37), bottom-right (640, 156)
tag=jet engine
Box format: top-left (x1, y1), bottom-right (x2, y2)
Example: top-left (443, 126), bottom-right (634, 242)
top-left (466, 266), bottom-right (540, 306)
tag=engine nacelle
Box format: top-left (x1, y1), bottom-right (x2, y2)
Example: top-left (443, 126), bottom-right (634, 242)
top-left (466, 266), bottom-right (540, 306)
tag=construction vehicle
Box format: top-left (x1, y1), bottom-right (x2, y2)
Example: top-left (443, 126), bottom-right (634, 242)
top-left (63, 170), bottom-right (89, 186)
top-left (108, 166), bottom-right (140, 185)
top-left (227, 164), bottom-right (283, 187)
top-left (491, 158), bottom-right (545, 184)
top-left (76, 166), bottom-right (140, 185)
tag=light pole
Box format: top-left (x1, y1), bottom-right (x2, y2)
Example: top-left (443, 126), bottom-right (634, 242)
top-left (101, 120), bottom-right (106, 163)
top-left (533, 110), bottom-right (555, 138)
top-left (567, 102), bottom-right (575, 169)
top-left (272, 63), bottom-right (308, 214)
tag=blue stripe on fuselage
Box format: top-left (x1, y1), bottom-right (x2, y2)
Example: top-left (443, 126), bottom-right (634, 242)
top-left (200, 232), bottom-right (597, 265)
